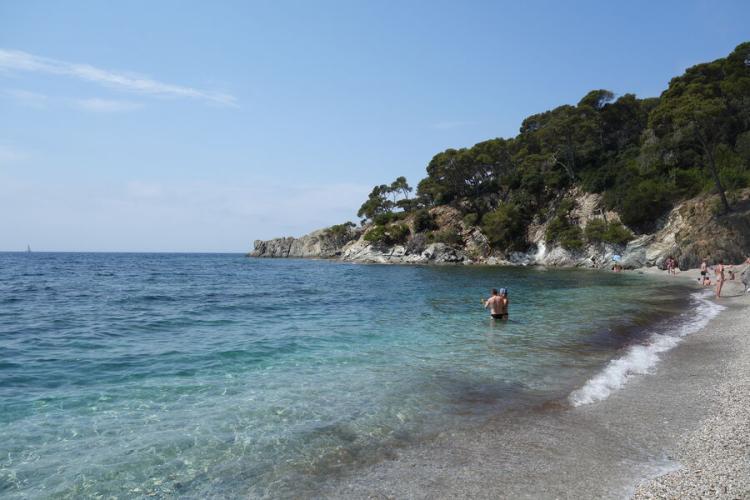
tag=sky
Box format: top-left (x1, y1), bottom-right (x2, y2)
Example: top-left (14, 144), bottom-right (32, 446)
top-left (1, 0), bottom-right (748, 252)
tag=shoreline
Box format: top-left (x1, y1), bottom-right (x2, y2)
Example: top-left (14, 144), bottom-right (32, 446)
top-left (250, 254), bottom-right (750, 285)
top-left (633, 294), bottom-right (750, 498)
top-left (313, 271), bottom-right (749, 499)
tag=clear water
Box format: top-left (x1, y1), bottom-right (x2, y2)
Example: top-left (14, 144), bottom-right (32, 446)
top-left (0, 253), bottom-right (692, 498)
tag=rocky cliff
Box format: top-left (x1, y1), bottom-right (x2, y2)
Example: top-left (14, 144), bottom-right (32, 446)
top-left (250, 189), bottom-right (750, 269)
top-left (251, 226), bottom-right (363, 259)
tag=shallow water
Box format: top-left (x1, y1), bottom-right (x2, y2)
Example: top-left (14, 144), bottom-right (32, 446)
top-left (0, 253), bottom-right (695, 498)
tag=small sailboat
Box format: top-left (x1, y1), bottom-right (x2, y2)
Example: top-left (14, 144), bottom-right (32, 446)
top-left (26, 244), bottom-right (31, 253)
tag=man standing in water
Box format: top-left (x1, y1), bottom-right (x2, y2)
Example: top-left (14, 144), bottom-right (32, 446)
top-left (484, 288), bottom-right (509, 320)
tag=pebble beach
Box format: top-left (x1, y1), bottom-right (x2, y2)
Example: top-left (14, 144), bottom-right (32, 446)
top-left (633, 269), bottom-right (750, 499)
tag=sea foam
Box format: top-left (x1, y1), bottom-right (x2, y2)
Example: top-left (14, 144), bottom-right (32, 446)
top-left (569, 290), bottom-right (724, 406)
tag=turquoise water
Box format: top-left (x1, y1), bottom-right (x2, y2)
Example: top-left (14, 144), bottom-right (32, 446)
top-left (0, 253), bottom-right (691, 498)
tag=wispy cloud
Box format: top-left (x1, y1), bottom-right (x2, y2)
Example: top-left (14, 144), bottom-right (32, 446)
top-left (126, 180), bottom-right (164, 198)
top-left (432, 120), bottom-right (474, 130)
top-left (74, 97), bottom-right (141, 112)
top-left (3, 88), bottom-right (48, 108)
top-left (0, 49), bottom-right (237, 106)
top-left (0, 144), bottom-right (29, 165)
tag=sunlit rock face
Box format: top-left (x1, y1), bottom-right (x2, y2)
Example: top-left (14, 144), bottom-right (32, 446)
top-left (251, 189), bottom-right (750, 270)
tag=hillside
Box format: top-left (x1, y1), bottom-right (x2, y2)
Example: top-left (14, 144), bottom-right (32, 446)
top-left (252, 42), bottom-right (750, 269)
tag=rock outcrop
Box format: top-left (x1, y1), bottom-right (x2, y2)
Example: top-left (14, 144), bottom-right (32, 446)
top-left (249, 189), bottom-right (750, 269)
top-left (251, 226), bottom-right (362, 259)
top-left (619, 191), bottom-right (750, 269)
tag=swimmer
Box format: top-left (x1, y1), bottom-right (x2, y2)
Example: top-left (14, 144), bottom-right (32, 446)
top-left (483, 288), bottom-right (509, 320)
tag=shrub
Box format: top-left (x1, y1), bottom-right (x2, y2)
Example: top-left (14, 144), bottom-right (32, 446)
top-left (583, 219), bottom-right (607, 242)
top-left (364, 225), bottom-right (386, 243)
top-left (709, 197), bottom-right (726, 216)
top-left (558, 226), bottom-right (584, 250)
top-left (719, 165), bottom-right (750, 191)
top-left (481, 203), bottom-right (526, 250)
top-left (413, 208), bottom-right (437, 233)
top-left (545, 198), bottom-right (584, 251)
top-left (364, 224), bottom-right (410, 246)
top-left (736, 130), bottom-right (750, 163)
top-left (618, 179), bottom-right (673, 229)
top-left (372, 211), bottom-right (407, 226)
top-left (585, 219), bottom-right (632, 246)
top-left (324, 222), bottom-right (355, 244)
top-left (388, 224), bottom-right (410, 244)
top-left (462, 212), bottom-right (479, 227)
top-left (602, 222), bottom-right (633, 245)
top-left (546, 219), bottom-right (584, 250)
top-left (427, 228), bottom-right (463, 246)
top-left (674, 168), bottom-right (704, 198)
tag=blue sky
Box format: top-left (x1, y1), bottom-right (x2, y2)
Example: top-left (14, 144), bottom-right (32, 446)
top-left (1, 0), bottom-right (748, 252)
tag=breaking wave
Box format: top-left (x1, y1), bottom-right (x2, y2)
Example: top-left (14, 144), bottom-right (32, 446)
top-left (569, 289), bottom-right (724, 406)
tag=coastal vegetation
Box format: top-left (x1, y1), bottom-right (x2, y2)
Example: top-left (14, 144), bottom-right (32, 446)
top-left (323, 222), bottom-right (357, 246)
top-left (363, 223), bottom-right (410, 246)
top-left (357, 42), bottom-right (750, 253)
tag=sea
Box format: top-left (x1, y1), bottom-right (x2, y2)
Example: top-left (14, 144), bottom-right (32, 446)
top-left (0, 252), bottom-right (722, 498)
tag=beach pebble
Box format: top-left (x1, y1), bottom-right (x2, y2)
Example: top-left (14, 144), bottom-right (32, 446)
top-left (633, 298), bottom-right (750, 500)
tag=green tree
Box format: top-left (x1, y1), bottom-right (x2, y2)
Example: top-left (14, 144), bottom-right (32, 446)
top-left (390, 176), bottom-right (412, 201)
top-left (413, 208), bottom-right (437, 233)
top-left (324, 222), bottom-right (357, 246)
top-left (417, 139), bottom-right (513, 208)
top-left (648, 43), bottom-right (750, 214)
top-left (353, 42), bottom-right (750, 248)
top-left (481, 203), bottom-right (526, 250)
top-left (671, 97), bottom-right (731, 213)
top-left (357, 185), bottom-right (393, 221)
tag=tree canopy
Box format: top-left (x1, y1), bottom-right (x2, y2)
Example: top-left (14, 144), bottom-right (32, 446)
top-left (356, 42), bottom-right (750, 249)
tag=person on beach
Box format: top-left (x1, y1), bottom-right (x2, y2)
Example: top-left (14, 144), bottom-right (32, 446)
top-left (699, 258), bottom-right (708, 283)
top-left (483, 288), bottom-right (508, 320)
top-left (666, 256), bottom-right (677, 275)
top-left (715, 259), bottom-right (725, 298)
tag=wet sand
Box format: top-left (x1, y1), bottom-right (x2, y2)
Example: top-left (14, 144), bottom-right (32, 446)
top-left (315, 271), bottom-right (749, 499)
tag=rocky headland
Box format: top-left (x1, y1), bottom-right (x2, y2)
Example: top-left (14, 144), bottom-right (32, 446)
top-left (252, 43), bottom-right (750, 271)
top-left (250, 188), bottom-right (750, 270)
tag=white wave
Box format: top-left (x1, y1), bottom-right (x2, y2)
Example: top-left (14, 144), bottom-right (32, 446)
top-left (569, 290), bottom-right (724, 407)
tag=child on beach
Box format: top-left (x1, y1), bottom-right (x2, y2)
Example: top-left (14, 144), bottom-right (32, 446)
top-left (699, 258), bottom-right (708, 283)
